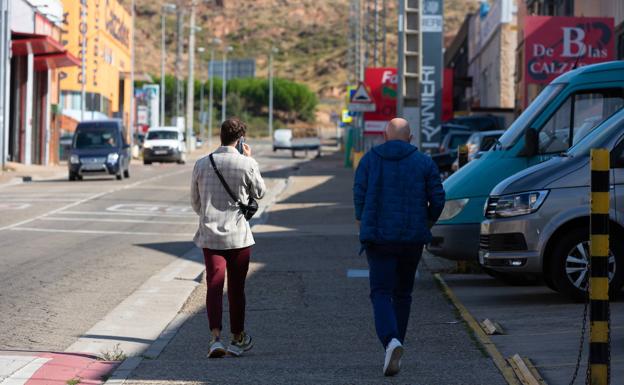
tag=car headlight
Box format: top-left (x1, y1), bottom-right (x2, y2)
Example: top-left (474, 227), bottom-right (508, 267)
top-left (70, 154), bottom-right (80, 164)
top-left (438, 198), bottom-right (469, 221)
top-left (143, 142), bottom-right (151, 149)
top-left (107, 153), bottom-right (120, 163)
top-left (488, 190), bottom-right (549, 218)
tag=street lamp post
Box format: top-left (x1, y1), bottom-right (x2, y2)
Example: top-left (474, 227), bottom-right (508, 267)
top-left (221, 45), bottom-right (233, 123)
top-left (207, 38), bottom-right (221, 148)
top-left (161, 3), bottom-right (176, 127)
top-left (0, 0), bottom-right (10, 170)
top-left (268, 47), bottom-right (278, 140)
top-left (185, 0), bottom-right (198, 154)
top-left (197, 46), bottom-right (205, 141)
top-left (129, 0), bottom-right (135, 148)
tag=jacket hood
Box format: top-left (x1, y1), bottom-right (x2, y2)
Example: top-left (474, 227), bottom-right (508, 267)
top-left (371, 140), bottom-right (418, 160)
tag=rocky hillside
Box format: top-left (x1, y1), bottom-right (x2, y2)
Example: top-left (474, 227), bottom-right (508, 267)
top-left (134, 0), bottom-right (477, 100)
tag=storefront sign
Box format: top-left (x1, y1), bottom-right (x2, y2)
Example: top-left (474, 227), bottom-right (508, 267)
top-left (364, 67), bottom-right (397, 134)
top-left (420, 0), bottom-right (443, 149)
top-left (524, 16), bottom-right (615, 84)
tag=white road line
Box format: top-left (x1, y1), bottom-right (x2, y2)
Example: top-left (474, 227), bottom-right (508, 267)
top-left (10, 227), bottom-right (194, 237)
top-left (0, 199), bottom-right (81, 202)
top-left (0, 357), bottom-right (51, 385)
top-left (0, 168), bottom-right (190, 232)
top-left (40, 217), bottom-right (197, 225)
top-left (56, 210), bottom-right (196, 218)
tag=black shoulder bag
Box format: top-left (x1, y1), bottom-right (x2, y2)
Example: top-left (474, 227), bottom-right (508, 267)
top-left (209, 153), bottom-right (259, 221)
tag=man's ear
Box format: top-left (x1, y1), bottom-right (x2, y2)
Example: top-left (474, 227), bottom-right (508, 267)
top-left (383, 132), bottom-right (388, 142)
top-left (409, 134), bottom-right (413, 143)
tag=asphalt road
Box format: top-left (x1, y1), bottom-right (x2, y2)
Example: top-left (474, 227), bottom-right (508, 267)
top-left (0, 141), bottom-right (307, 352)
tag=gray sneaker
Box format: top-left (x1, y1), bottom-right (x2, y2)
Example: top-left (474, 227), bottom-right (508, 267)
top-left (227, 332), bottom-right (254, 357)
top-left (208, 338), bottom-right (226, 358)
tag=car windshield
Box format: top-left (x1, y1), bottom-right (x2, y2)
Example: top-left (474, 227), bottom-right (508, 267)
top-left (567, 109), bottom-right (624, 157)
top-left (497, 84), bottom-right (565, 149)
top-left (74, 128), bottom-right (118, 149)
top-left (147, 131), bottom-right (178, 140)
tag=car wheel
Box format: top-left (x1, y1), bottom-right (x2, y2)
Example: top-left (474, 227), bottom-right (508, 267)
top-left (124, 168), bottom-right (130, 178)
top-left (69, 173), bottom-right (76, 181)
top-left (482, 267), bottom-right (539, 286)
top-left (549, 227), bottom-right (624, 301)
top-left (116, 169), bottom-right (123, 180)
top-left (177, 153), bottom-right (186, 164)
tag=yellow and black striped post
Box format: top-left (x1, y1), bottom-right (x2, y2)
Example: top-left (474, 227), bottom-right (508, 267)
top-left (589, 148), bottom-right (610, 385)
top-left (458, 145), bottom-right (468, 168)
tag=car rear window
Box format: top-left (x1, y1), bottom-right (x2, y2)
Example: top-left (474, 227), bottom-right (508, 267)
top-left (147, 131), bottom-right (178, 140)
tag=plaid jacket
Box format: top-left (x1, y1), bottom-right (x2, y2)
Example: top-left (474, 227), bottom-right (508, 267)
top-left (191, 146), bottom-right (266, 250)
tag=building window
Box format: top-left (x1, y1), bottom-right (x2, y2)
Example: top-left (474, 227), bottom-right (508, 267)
top-left (527, 0), bottom-right (573, 16)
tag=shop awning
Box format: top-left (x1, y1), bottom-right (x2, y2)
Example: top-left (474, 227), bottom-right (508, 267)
top-left (34, 51), bottom-right (80, 71)
top-left (11, 32), bottom-right (65, 56)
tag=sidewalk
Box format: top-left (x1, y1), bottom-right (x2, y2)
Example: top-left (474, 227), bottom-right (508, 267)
top-left (0, 161), bottom-right (68, 186)
top-left (121, 153), bottom-right (507, 385)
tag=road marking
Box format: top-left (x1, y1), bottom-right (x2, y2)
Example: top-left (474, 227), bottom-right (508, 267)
top-left (0, 203), bottom-right (31, 210)
top-left (0, 357), bottom-right (50, 385)
top-left (433, 274), bottom-right (521, 385)
top-left (107, 203), bottom-right (194, 215)
top-left (0, 199), bottom-right (80, 202)
top-left (57, 210), bottom-right (196, 218)
top-left (40, 217), bottom-right (197, 225)
top-left (10, 227), bottom-right (194, 237)
top-left (0, 168), bottom-right (190, 232)
top-left (347, 269), bottom-right (369, 278)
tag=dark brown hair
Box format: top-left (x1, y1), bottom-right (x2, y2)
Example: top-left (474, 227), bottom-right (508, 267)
top-left (220, 118), bottom-right (247, 145)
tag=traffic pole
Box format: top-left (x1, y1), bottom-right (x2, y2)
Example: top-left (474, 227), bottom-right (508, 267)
top-left (589, 148), bottom-right (610, 385)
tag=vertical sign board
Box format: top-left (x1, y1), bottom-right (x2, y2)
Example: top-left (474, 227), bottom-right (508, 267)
top-left (421, 0), bottom-right (443, 150)
top-left (364, 67), bottom-right (397, 134)
top-left (524, 16), bottom-right (614, 105)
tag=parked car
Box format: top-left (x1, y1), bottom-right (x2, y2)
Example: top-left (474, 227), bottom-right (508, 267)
top-left (429, 61), bottom-right (624, 261)
top-left (480, 108), bottom-right (624, 300)
top-left (68, 119), bottom-right (131, 181)
top-left (432, 130), bottom-right (473, 175)
top-left (447, 115), bottom-right (504, 132)
top-left (451, 130), bottom-right (505, 171)
top-left (142, 126), bottom-right (186, 165)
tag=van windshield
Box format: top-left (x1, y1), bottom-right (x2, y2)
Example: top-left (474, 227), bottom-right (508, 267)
top-left (74, 128), bottom-right (118, 149)
top-left (497, 84), bottom-right (565, 149)
top-left (567, 109), bottom-right (624, 157)
top-left (147, 131), bottom-right (178, 140)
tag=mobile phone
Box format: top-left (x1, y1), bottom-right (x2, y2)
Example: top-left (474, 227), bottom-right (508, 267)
top-left (236, 137), bottom-right (245, 154)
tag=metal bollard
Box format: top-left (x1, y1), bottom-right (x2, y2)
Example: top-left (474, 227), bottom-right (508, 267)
top-left (589, 148), bottom-right (610, 385)
top-left (458, 145), bottom-right (468, 168)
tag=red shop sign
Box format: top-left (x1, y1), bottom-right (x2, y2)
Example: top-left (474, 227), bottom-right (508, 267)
top-left (364, 67), bottom-right (397, 134)
top-left (524, 16), bottom-right (615, 84)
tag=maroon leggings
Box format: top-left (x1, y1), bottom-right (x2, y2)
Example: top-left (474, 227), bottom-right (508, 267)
top-left (202, 247), bottom-right (251, 334)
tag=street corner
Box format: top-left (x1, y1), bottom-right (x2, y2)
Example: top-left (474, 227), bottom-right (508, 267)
top-left (0, 351), bottom-right (119, 385)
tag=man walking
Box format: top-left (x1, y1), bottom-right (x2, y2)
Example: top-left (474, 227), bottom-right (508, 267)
top-left (191, 118), bottom-right (266, 358)
top-left (353, 118), bottom-right (445, 376)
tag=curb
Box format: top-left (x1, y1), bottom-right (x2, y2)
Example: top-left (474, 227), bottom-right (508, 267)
top-left (433, 273), bottom-right (521, 385)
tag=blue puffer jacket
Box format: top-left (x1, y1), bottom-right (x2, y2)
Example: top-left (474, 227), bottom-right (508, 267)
top-left (353, 140), bottom-right (445, 246)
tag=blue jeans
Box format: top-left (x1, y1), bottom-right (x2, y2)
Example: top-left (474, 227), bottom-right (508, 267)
top-left (366, 243), bottom-right (423, 348)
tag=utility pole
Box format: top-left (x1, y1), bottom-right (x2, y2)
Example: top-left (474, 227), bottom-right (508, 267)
top-left (198, 46), bottom-right (205, 141)
top-left (80, 4), bottom-right (86, 121)
top-left (374, 0), bottom-right (378, 67)
top-left (129, 0), bottom-right (136, 148)
top-left (268, 47), bottom-right (278, 140)
top-left (382, 0), bottom-right (386, 67)
top-left (221, 46), bottom-right (233, 123)
top-left (185, 0), bottom-right (197, 153)
top-left (174, 9), bottom-right (184, 119)
top-left (0, 0), bottom-right (10, 170)
top-left (161, 3), bottom-right (176, 126)
top-left (208, 38), bottom-right (220, 148)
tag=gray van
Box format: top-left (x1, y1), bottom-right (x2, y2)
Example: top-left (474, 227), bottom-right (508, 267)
top-left (479, 108), bottom-right (624, 300)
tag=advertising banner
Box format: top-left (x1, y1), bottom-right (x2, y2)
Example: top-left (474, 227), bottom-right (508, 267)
top-left (524, 16), bottom-right (615, 85)
top-left (363, 67), bottom-right (397, 134)
top-left (420, 0), bottom-right (443, 149)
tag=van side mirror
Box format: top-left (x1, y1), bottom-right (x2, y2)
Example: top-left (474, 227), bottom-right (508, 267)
top-left (520, 128), bottom-right (539, 157)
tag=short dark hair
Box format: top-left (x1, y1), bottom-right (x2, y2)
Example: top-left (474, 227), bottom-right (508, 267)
top-left (220, 118), bottom-right (247, 145)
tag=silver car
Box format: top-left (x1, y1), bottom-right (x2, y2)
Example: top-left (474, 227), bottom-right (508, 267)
top-left (479, 109), bottom-right (624, 300)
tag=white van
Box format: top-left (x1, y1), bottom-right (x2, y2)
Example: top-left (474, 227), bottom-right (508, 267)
top-left (142, 126), bottom-right (186, 165)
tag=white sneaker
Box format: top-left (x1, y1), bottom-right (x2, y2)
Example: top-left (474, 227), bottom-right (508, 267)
top-left (383, 338), bottom-right (403, 376)
top-left (208, 339), bottom-right (226, 358)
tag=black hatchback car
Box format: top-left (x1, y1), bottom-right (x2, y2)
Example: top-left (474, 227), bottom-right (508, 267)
top-left (68, 120), bottom-right (131, 181)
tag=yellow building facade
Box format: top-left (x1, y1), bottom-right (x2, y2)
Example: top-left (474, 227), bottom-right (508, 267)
top-left (59, 0), bottom-right (132, 126)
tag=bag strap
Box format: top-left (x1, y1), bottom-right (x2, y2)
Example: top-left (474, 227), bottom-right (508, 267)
top-left (209, 153), bottom-right (241, 205)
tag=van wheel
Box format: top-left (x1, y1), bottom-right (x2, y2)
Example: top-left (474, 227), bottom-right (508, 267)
top-left (69, 173), bottom-right (77, 181)
top-left (549, 227), bottom-right (624, 301)
top-left (124, 168), bottom-right (130, 178)
top-left (116, 170), bottom-right (123, 180)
